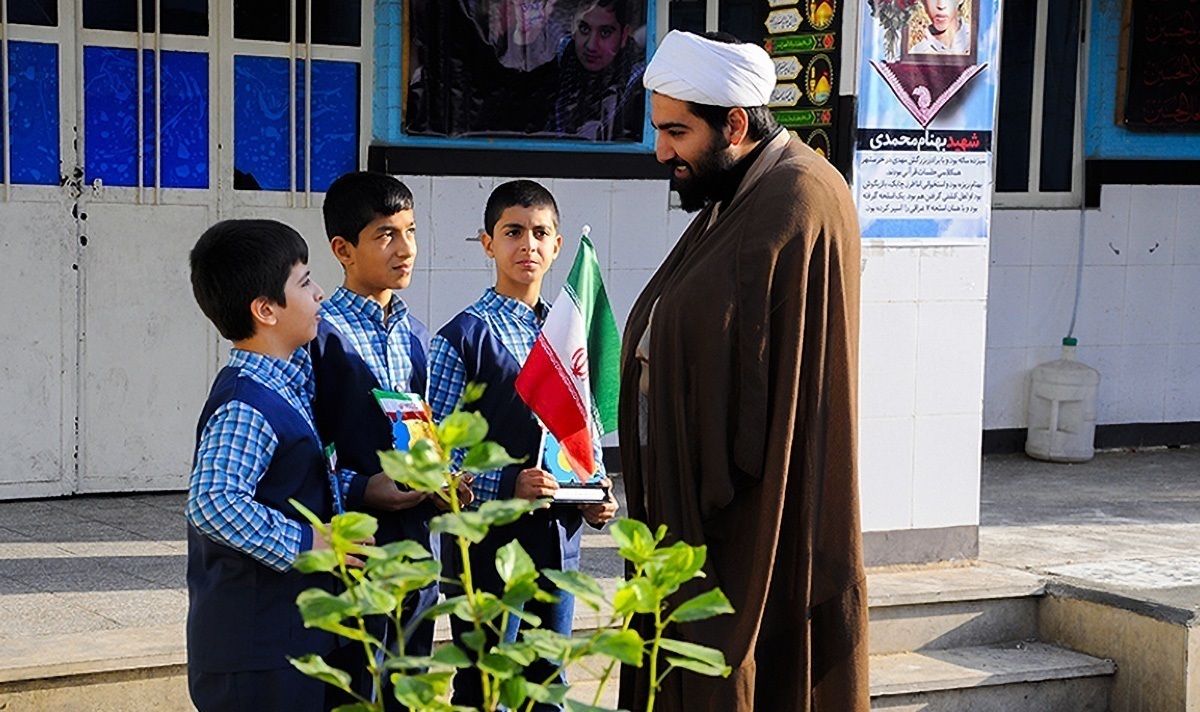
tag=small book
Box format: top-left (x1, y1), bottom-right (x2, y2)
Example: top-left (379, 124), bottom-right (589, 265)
top-left (372, 389), bottom-right (441, 455)
top-left (544, 431), bottom-right (609, 504)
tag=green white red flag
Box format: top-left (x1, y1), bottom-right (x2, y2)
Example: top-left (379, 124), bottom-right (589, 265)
top-left (515, 230), bottom-right (620, 482)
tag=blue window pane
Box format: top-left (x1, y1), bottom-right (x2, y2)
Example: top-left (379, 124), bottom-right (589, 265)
top-left (309, 60), bottom-right (358, 192)
top-left (143, 51), bottom-right (209, 188)
top-left (9, 41), bottom-right (60, 185)
top-left (84, 46), bottom-right (139, 186)
top-left (234, 55), bottom-right (293, 191)
top-left (235, 56), bottom-right (358, 192)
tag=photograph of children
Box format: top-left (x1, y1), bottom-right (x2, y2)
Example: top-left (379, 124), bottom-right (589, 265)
top-left (903, 0), bottom-right (978, 64)
top-left (404, 0), bottom-right (647, 141)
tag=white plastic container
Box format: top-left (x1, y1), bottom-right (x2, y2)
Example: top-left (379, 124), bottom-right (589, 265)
top-left (1025, 338), bottom-right (1101, 463)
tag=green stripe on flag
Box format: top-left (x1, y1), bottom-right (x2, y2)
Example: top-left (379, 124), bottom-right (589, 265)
top-left (565, 235), bottom-right (622, 434)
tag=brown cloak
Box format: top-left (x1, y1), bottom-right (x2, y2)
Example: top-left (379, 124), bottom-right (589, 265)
top-left (617, 133), bottom-right (868, 712)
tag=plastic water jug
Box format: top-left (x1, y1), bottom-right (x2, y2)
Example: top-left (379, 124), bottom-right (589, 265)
top-left (1025, 338), bottom-right (1100, 463)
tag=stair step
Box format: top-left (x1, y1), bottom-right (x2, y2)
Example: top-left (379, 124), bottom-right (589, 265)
top-left (870, 641), bottom-right (1115, 697)
top-left (868, 563), bottom-right (1045, 608)
top-left (868, 564), bottom-right (1046, 654)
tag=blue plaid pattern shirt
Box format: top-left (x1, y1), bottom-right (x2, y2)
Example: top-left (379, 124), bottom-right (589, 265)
top-left (429, 288), bottom-right (604, 503)
top-left (187, 348), bottom-right (350, 572)
top-left (321, 287), bottom-right (416, 394)
top-left (320, 286), bottom-right (419, 500)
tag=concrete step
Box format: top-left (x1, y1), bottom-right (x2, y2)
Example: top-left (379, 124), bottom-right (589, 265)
top-left (870, 640), bottom-right (1115, 711)
top-left (868, 563), bottom-right (1045, 654)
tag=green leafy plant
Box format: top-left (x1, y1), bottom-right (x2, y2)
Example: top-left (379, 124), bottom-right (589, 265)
top-left (288, 389), bottom-right (733, 711)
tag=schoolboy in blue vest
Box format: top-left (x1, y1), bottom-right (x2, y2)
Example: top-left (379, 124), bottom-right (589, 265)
top-left (187, 219), bottom-right (363, 712)
top-left (309, 171), bottom-right (459, 708)
top-left (428, 180), bottom-right (619, 710)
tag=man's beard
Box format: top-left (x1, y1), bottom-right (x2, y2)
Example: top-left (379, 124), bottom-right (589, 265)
top-left (668, 132), bottom-right (738, 213)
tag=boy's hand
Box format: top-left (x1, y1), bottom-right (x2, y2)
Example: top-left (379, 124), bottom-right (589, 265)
top-left (310, 525), bottom-right (374, 568)
top-left (432, 473), bottom-right (475, 511)
top-left (514, 468), bottom-right (558, 502)
top-left (363, 471), bottom-right (429, 512)
top-left (580, 478), bottom-right (618, 526)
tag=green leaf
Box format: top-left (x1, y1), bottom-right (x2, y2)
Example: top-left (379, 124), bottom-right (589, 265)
top-left (665, 655), bottom-right (732, 678)
top-left (330, 511), bottom-right (378, 543)
top-left (478, 652), bottom-right (520, 679)
top-left (496, 641), bottom-right (538, 666)
top-left (379, 449), bottom-right (447, 493)
top-left (349, 579), bottom-right (397, 617)
top-left (461, 628), bottom-right (487, 652)
top-left (380, 539), bottom-right (433, 561)
top-left (520, 628), bottom-right (574, 662)
top-left (462, 382), bottom-right (487, 404)
top-left (289, 499), bottom-right (324, 528)
top-left (295, 588), bottom-right (358, 627)
top-left (668, 588), bottom-right (734, 623)
top-left (430, 644), bottom-right (473, 668)
top-left (496, 540), bottom-right (537, 586)
top-left (461, 441), bottom-right (522, 473)
top-left (392, 670), bottom-right (453, 709)
top-left (650, 542), bottom-right (707, 592)
top-left (382, 654), bottom-right (437, 671)
top-left (504, 602), bottom-right (543, 628)
top-left (287, 654), bottom-right (352, 692)
top-left (476, 498), bottom-right (542, 528)
top-left (499, 676), bottom-right (530, 709)
top-left (542, 569), bottom-right (606, 609)
top-left (592, 629), bottom-right (645, 666)
top-left (438, 410), bottom-right (489, 451)
top-left (330, 704), bottom-right (375, 712)
top-left (531, 683), bottom-right (570, 705)
top-left (610, 518), bottom-right (655, 564)
top-left (500, 579), bottom-right (541, 610)
top-left (292, 548), bottom-right (339, 574)
top-left (658, 638), bottom-right (727, 668)
top-left (612, 578), bottom-right (659, 615)
top-left (430, 511), bottom-right (490, 544)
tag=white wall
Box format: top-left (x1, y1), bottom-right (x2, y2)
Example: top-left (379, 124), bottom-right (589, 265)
top-left (858, 243), bottom-right (988, 534)
top-left (985, 185), bottom-right (1200, 430)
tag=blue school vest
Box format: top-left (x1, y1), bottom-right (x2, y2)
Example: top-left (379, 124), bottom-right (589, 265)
top-left (309, 318), bottom-right (439, 562)
top-left (186, 366), bottom-right (336, 673)
top-left (437, 312), bottom-right (583, 593)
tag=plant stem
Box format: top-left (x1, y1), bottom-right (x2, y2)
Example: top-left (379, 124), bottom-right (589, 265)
top-left (645, 606), bottom-right (666, 712)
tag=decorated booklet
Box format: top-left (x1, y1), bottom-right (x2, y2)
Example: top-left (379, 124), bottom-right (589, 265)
top-left (372, 389), bottom-right (441, 454)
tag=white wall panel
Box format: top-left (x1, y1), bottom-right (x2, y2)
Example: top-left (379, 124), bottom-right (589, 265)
top-left (0, 202), bottom-right (75, 498)
top-left (859, 302), bottom-right (918, 419)
top-left (1127, 186), bottom-right (1178, 266)
top-left (858, 416), bottom-right (915, 532)
top-left (911, 414), bottom-right (981, 529)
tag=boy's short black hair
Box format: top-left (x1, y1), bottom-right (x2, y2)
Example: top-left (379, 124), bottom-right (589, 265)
top-left (323, 171), bottom-right (414, 246)
top-left (484, 180), bottom-right (560, 236)
top-left (190, 219), bottom-right (309, 342)
top-left (685, 32), bottom-right (780, 143)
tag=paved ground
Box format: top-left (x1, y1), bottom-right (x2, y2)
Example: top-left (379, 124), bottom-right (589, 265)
top-left (1, 446), bottom-right (1199, 646)
top-left (981, 447), bottom-right (1200, 613)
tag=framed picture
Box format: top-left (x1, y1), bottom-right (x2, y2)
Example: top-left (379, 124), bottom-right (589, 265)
top-left (901, 0), bottom-right (979, 65)
top-left (404, 0), bottom-right (650, 142)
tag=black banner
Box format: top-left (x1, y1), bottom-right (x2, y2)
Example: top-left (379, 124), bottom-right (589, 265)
top-left (1123, 0), bottom-right (1200, 131)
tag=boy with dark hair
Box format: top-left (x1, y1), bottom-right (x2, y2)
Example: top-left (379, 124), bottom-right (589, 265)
top-left (429, 179), bottom-right (618, 711)
top-left (187, 219), bottom-right (356, 712)
top-left (310, 171), bottom-right (453, 708)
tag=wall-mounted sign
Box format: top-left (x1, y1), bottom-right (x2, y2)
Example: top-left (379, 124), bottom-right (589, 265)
top-left (762, 0), bottom-right (842, 162)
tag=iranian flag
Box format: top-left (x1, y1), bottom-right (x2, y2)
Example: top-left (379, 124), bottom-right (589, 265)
top-left (515, 230), bottom-right (620, 483)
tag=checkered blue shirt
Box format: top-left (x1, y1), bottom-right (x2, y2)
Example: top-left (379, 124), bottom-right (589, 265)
top-left (429, 288), bottom-right (604, 503)
top-left (321, 286), bottom-right (417, 393)
top-left (320, 286), bottom-right (420, 500)
top-left (187, 348), bottom-right (348, 573)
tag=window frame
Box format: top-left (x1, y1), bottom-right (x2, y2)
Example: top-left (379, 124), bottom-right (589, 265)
top-left (991, 0), bottom-right (1086, 210)
top-left (373, 0), bottom-right (660, 156)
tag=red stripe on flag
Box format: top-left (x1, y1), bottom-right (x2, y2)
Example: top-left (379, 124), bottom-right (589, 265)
top-left (515, 334), bottom-right (596, 480)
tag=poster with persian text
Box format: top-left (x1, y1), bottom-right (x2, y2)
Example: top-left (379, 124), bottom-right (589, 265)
top-left (854, 0), bottom-right (1001, 239)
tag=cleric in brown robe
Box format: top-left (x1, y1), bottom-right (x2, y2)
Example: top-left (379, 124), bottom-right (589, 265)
top-left (617, 30), bottom-right (869, 711)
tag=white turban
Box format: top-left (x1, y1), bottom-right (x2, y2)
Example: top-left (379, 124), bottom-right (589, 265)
top-left (643, 30), bottom-right (776, 107)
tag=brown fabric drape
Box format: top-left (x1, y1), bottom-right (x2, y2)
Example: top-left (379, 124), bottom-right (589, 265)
top-left (617, 135), bottom-right (869, 712)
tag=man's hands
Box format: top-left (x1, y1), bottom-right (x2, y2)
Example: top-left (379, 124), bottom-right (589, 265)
top-left (515, 468), bottom-right (558, 502)
top-left (580, 477), bottom-right (618, 526)
top-left (361, 471), bottom-right (429, 512)
top-left (310, 525), bottom-right (374, 568)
